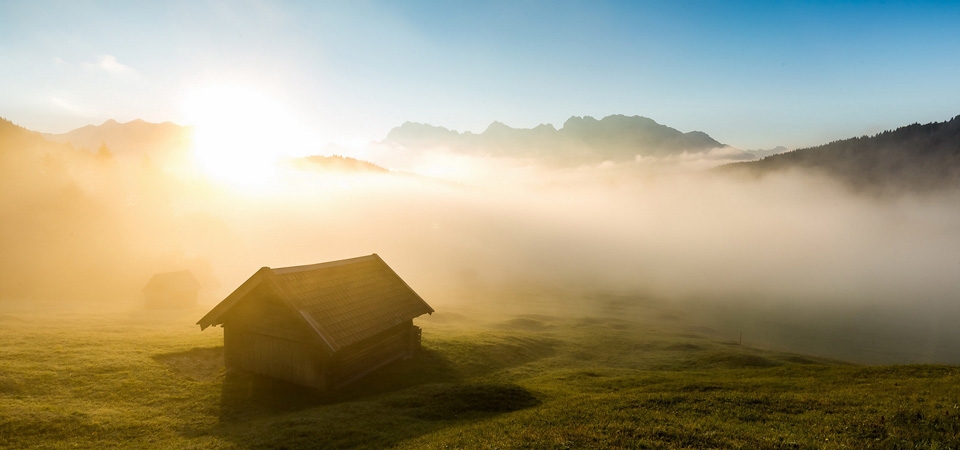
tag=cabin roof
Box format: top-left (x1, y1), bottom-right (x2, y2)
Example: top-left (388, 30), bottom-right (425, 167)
top-left (197, 254), bottom-right (433, 352)
top-left (142, 270), bottom-right (200, 293)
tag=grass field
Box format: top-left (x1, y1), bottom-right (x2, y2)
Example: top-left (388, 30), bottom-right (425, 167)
top-left (1, 297), bottom-right (959, 449)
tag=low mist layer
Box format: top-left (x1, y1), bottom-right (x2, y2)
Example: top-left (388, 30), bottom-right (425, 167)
top-left (2, 116), bottom-right (959, 363)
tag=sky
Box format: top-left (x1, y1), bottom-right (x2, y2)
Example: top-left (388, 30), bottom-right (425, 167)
top-left (1, 0), bottom-right (959, 150)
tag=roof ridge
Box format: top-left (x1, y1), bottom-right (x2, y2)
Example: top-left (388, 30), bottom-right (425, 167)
top-left (270, 254), bottom-right (380, 274)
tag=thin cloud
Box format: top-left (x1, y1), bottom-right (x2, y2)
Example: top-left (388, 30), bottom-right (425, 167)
top-left (84, 55), bottom-right (136, 75)
top-left (49, 96), bottom-right (88, 114)
top-left (97, 54), bottom-right (134, 73)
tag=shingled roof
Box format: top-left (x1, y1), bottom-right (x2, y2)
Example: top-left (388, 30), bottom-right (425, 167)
top-left (197, 254), bottom-right (433, 352)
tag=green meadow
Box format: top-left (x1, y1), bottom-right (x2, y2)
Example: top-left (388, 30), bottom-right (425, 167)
top-left (1, 298), bottom-right (959, 449)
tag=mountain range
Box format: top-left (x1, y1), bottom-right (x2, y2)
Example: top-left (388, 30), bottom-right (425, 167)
top-left (744, 146), bottom-right (789, 159)
top-left (5, 113), bottom-right (960, 192)
top-left (385, 114), bottom-right (755, 164)
top-left (14, 115), bottom-right (765, 175)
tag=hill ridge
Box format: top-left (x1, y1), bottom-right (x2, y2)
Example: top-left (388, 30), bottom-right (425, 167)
top-left (724, 114), bottom-right (960, 192)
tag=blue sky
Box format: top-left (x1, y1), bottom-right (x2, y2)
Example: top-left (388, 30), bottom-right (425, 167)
top-left (1, 0), bottom-right (958, 149)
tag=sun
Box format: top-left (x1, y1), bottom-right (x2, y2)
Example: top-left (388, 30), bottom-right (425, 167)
top-left (182, 86), bottom-right (311, 188)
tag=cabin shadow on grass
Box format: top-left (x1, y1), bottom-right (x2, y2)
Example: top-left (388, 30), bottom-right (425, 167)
top-left (157, 325), bottom-right (553, 448)
top-left (384, 382), bottom-right (540, 421)
top-left (212, 382), bottom-right (540, 449)
top-left (208, 347), bottom-right (541, 449)
top-left (218, 370), bottom-right (326, 422)
top-left (215, 347), bottom-right (462, 422)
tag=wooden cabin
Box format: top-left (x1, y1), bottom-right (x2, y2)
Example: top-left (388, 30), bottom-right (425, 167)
top-left (142, 270), bottom-right (200, 309)
top-left (196, 254), bottom-right (434, 391)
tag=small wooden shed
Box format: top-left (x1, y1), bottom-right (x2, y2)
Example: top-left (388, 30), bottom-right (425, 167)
top-left (196, 254), bottom-right (433, 391)
top-left (142, 270), bottom-right (200, 309)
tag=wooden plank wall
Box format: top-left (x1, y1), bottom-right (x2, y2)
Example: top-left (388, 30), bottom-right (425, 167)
top-left (335, 323), bottom-right (414, 387)
top-left (223, 291), bottom-right (328, 389)
top-left (242, 331), bottom-right (324, 389)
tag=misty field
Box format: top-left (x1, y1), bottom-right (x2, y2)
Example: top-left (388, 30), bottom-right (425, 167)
top-left (2, 298), bottom-right (958, 450)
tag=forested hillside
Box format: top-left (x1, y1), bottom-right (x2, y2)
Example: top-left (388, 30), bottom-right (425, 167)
top-left (725, 116), bottom-right (960, 192)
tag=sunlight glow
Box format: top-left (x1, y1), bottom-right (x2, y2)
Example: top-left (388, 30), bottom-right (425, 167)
top-left (182, 86), bottom-right (312, 188)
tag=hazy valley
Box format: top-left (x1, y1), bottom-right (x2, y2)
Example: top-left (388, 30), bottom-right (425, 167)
top-left (2, 112), bottom-right (960, 448)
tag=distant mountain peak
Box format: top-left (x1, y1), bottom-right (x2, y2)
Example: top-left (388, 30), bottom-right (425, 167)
top-left (533, 123), bottom-right (557, 132)
top-left (385, 114), bottom-right (740, 164)
top-left (385, 121), bottom-right (461, 144)
top-left (483, 121), bottom-right (513, 134)
top-left (561, 115), bottom-right (600, 128)
top-left (744, 146), bottom-right (789, 159)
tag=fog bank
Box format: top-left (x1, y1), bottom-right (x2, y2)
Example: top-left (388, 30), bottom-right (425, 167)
top-left (3, 130), bottom-right (959, 363)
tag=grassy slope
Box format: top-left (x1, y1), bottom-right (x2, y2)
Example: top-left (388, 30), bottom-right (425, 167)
top-left (1, 301), bottom-right (958, 449)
